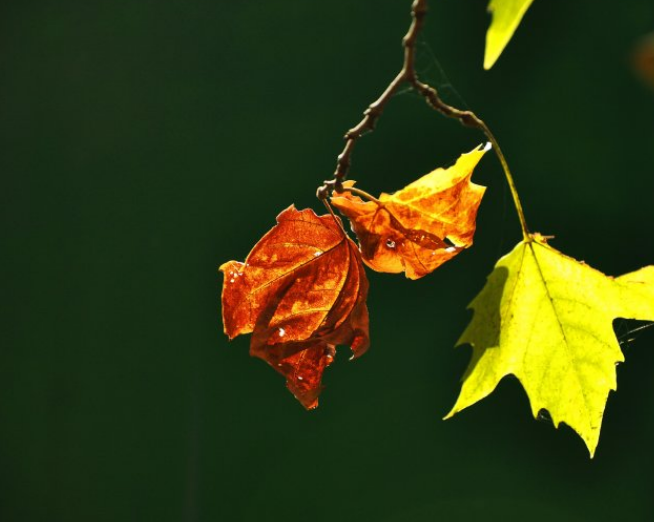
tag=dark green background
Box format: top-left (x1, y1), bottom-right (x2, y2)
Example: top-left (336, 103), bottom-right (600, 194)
top-left (2, 0), bottom-right (654, 520)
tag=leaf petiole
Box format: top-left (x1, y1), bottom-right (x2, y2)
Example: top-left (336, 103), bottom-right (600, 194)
top-left (338, 186), bottom-right (383, 206)
top-left (321, 197), bottom-right (348, 238)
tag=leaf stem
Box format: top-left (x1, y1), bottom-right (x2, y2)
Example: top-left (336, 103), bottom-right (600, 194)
top-left (410, 77), bottom-right (531, 241)
top-left (321, 197), bottom-right (347, 238)
top-left (481, 125), bottom-right (531, 241)
top-left (318, 0), bottom-right (531, 241)
top-left (338, 186), bottom-right (382, 205)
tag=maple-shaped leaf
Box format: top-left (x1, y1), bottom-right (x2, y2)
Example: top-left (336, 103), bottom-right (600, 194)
top-left (330, 145), bottom-right (488, 280)
top-left (484, 0), bottom-right (536, 69)
top-left (220, 205), bottom-right (369, 409)
top-left (446, 234), bottom-right (654, 456)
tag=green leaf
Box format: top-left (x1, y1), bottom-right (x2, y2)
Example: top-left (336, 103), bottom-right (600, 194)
top-left (446, 235), bottom-right (654, 456)
top-left (484, 0), bottom-right (536, 69)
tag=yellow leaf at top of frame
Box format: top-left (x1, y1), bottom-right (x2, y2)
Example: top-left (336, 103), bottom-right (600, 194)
top-left (484, 0), bottom-right (536, 69)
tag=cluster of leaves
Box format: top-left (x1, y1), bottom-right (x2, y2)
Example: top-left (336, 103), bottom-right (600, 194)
top-left (221, 146), bottom-right (486, 408)
top-left (219, 0), bottom-right (654, 457)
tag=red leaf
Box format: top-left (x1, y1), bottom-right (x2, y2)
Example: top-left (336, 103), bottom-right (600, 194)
top-left (220, 205), bottom-right (369, 409)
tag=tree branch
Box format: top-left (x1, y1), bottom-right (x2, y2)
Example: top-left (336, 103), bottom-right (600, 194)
top-left (318, 0), bottom-right (530, 240)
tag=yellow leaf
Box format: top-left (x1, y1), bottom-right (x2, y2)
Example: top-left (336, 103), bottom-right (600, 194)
top-left (484, 0), bottom-right (536, 69)
top-left (446, 234), bottom-right (654, 456)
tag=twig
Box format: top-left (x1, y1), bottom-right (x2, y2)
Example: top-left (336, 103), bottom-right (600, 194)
top-left (318, 0), bottom-right (530, 240)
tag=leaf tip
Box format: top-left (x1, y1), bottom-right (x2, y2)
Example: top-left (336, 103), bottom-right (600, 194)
top-left (581, 432), bottom-right (599, 459)
top-left (483, 46), bottom-right (502, 70)
top-left (484, 0), bottom-right (536, 69)
top-left (443, 397), bottom-right (468, 420)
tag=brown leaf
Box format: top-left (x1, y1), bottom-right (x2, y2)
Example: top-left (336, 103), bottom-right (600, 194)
top-left (331, 145), bottom-right (488, 279)
top-left (220, 205), bottom-right (369, 409)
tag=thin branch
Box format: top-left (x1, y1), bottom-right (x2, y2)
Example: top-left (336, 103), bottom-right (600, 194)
top-left (318, 0), bottom-right (530, 240)
top-left (325, 0), bottom-right (427, 189)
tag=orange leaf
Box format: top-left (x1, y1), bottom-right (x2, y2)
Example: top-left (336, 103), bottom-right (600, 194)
top-left (331, 145), bottom-right (488, 279)
top-left (220, 205), bottom-right (370, 409)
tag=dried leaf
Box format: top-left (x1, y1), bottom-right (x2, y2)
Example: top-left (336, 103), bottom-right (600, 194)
top-left (220, 205), bottom-right (369, 409)
top-left (446, 234), bottom-right (654, 456)
top-left (331, 145), bottom-right (488, 280)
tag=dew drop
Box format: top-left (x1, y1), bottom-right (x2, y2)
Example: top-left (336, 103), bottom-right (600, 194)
top-left (278, 328), bottom-right (286, 337)
top-left (386, 239), bottom-right (396, 249)
top-left (229, 278), bottom-right (235, 283)
top-left (445, 246), bottom-right (457, 253)
top-left (314, 250), bottom-right (322, 257)
top-left (297, 375), bottom-right (304, 381)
